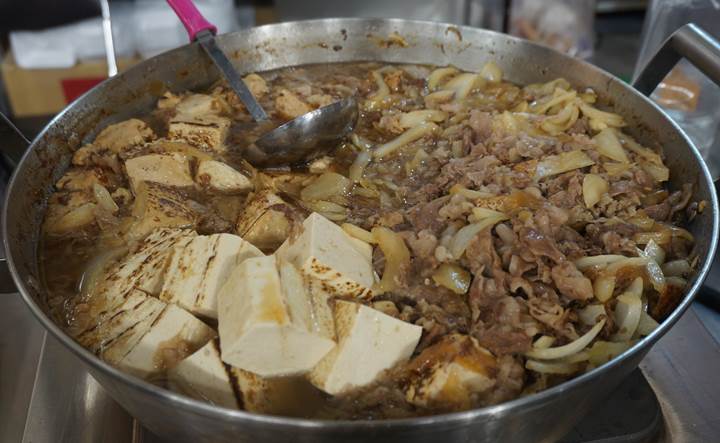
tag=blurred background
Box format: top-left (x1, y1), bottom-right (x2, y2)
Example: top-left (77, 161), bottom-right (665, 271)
top-left (0, 0), bottom-right (718, 173)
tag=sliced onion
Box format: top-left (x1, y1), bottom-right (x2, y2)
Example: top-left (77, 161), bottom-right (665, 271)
top-left (531, 89), bottom-right (577, 115)
top-left (480, 61), bottom-right (503, 83)
top-left (427, 66), bottom-right (458, 91)
top-left (365, 69), bottom-right (390, 110)
top-left (443, 73), bottom-right (480, 100)
top-left (399, 110), bottom-right (447, 128)
top-left (578, 304), bottom-right (606, 326)
top-left (661, 259), bottom-right (691, 277)
top-left (449, 216), bottom-right (506, 259)
top-left (432, 263), bottom-right (471, 295)
top-left (534, 150), bottom-right (595, 180)
top-left (633, 231), bottom-right (671, 246)
top-left (593, 272), bottom-right (616, 302)
top-left (93, 183), bottom-right (119, 213)
top-left (641, 240), bottom-right (666, 265)
top-left (533, 335), bottom-right (556, 349)
top-left (582, 173), bottom-right (609, 208)
top-left (300, 172), bottom-right (351, 201)
top-left (304, 200), bottom-right (347, 221)
top-left (525, 319), bottom-right (606, 360)
top-left (579, 103), bottom-right (625, 127)
top-left (374, 122), bottom-right (439, 159)
top-left (350, 133), bottom-right (374, 151)
top-left (405, 148), bottom-right (429, 175)
top-left (603, 162), bottom-right (632, 176)
top-left (469, 207), bottom-right (507, 223)
top-left (575, 254), bottom-right (626, 271)
top-left (449, 184), bottom-right (494, 200)
top-left (645, 260), bottom-right (666, 292)
top-left (526, 359), bottom-right (580, 375)
top-left (612, 285), bottom-right (642, 342)
top-left (640, 161), bottom-right (670, 182)
top-left (341, 223), bottom-right (376, 244)
top-left (349, 150), bottom-right (372, 182)
top-left (636, 311), bottom-right (660, 337)
top-left (372, 226), bottom-right (411, 295)
top-left (593, 128), bottom-right (629, 163)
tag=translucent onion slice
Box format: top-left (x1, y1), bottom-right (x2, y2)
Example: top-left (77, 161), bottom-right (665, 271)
top-left (641, 240), bottom-right (666, 265)
top-left (534, 150), bottom-right (595, 180)
top-left (443, 73), bottom-right (480, 100)
top-left (526, 359), bottom-right (580, 375)
top-left (636, 311), bottom-right (660, 337)
top-left (530, 89), bottom-right (577, 115)
top-left (93, 183), bottom-right (119, 213)
top-left (661, 259), bottom-right (691, 277)
top-left (300, 172), bottom-right (351, 201)
top-left (618, 133), bottom-right (663, 164)
top-left (640, 161), bottom-right (670, 182)
top-left (480, 61), bottom-right (503, 83)
top-left (582, 173), bottom-right (609, 208)
top-left (612, 285), bottom-right (643, 342)
top-left (575, 254), bottom-right (626, 271)
top-left (366, 69), bottom-right (390, 109)
top-left (449, 215), bottom-right (507, 259)
top-left (579, 103), bottom-right (625, 127)
top-left (468, 207), bottom-right (507, 223)
top-left (372, 226), bottom-right (411, 295)
top-left (304, 200), bottom-right (347, 221)
top-left (449, 184), bottom-right (494, 200)
top-left (427, 66), bottom-right (458, 91)
top-left (525, 319), bottom-right (606, 360)
top-left (533, 335), bottom-right (556, 349)
top-left (432, 263), bottom-right (471, 295)
top-left (578, 304), bottom-right (606, 326)
top-left (341, 223), bottom-right (376, 244)
top-left (399, 110), bottom-right (448, 128)
top-left (603, 162), bottom-right (632, 176)
top-left (593, 128), bottom-right (629, 163)
top-left (374, 122), bottom-right (439, 159)
top-left (349, 150), bottom-right (372, 182)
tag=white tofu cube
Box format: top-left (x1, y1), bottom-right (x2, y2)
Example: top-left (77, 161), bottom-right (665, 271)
top-left (168, 115), bottom-right (230, 152)
top-left (278, 212), bottom-right (374, 300)
top-left (168, 339), bottom-right (242, 409)
top-left (308, 300), bottom-right (422, 395)
top-left (404, 334), bottom-right (497, 410)
top-left (125, 153), bottom-right (194, 192)
top-left (89, 228), bottom-right (196, 321)
top-left (195, 160), bottom-right (253, 194)
top-left (160, 233), bottom-right (263, 319)
top-left (217, 255), bottom-right (335, 377)
top-left (169, 339), bottom-right (322, 414)
top-left (103, 301), bottom-right (216, 379)
top-left (175, 94), bottom-right (222, 117)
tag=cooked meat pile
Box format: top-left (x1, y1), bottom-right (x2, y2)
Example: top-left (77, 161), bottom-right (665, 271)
top-left (40, 62), bottom-right (700, 419)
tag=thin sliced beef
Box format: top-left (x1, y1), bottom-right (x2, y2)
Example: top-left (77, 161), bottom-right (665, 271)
top-left (551, 261), bottom-right (593, 301)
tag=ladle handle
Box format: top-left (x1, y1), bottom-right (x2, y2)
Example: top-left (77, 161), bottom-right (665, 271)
top-left (166, 0), bottom-right (217, 42)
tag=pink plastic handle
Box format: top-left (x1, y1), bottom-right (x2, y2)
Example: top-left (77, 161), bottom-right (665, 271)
top-left (166, 0), bottom-right (217, 41)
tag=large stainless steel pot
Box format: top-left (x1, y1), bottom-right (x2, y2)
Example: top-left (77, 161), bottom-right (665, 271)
top-left (3, 19), bottom-right (720, 443)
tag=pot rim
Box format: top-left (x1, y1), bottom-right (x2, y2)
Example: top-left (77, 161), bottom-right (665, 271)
top-left (4, 17), bottom-right (718, 430)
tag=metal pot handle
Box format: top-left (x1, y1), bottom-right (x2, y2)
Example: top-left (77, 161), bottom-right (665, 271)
top-left (632, 23), bottom-right (720, 95)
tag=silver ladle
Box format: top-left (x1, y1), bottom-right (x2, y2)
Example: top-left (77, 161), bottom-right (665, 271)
top-left (167, 0), bottom-right (358, 167)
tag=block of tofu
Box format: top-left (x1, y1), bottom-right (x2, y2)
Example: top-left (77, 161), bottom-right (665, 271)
top-left (169, 339), bottom-right (323, 414)
top-left (87, 228), bottom-right (196, 322)
top-left (404, 334), bottom-right (498, 410)
top-left (217, 255), bottom-right (335, 377)
top-left (175, 94), bottom-right (223, 116)
top-left (168, 115), bottom-right (230, 152)
top-left (160, 233), bottom-right (263, 319)
top-left (55, 167), bottom-right (120, 192)
top-left (125, 153), bottom-right (194, 192)
top-left (125, 182), bottom-right (199, 241)
top-left (307, 300), bottom-right (422, 395)
top-left (72, 119), bottom-right (155, 167)
top-left (96, 294), bottom-right (215, 379)
top-left (43, 191), bottom-right (97, 236)
top-left (274, 88), bottom-right (311, 121)
top-left (235, 190), bottom-right (297, 252)
top-left (243, 73), bottom-right (268, 99)
top-left (195, 160), bottom-right (253, 194)
top-left (94, 118), bottom-right (156, 153)
top-left (277, 212), bottom-right (374, 300)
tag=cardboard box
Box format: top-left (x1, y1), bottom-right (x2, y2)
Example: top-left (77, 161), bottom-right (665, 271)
top-left (1, 52), bottom-right (140, 117)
